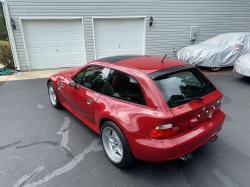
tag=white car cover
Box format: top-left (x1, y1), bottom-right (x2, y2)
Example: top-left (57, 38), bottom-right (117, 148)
top-left (177, 33), bottom-right (250, 67)
top-left (234, 53), bottom-right (250, 77)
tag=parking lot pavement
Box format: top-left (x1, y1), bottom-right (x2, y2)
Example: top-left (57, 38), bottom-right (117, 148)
top-left (0, 74), bottom-right (250, 187)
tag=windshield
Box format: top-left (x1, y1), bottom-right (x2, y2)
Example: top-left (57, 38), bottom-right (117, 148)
top-left (154, 68), bottom-right (216, 108)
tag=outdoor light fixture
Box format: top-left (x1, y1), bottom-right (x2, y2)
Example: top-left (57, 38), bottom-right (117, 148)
top-left (11, 17), bottom-right (16, 29)
top-left (149, 16), bottom-right (153, 26)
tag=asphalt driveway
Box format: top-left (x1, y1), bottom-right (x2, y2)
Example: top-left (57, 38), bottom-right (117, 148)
top-left (0, 74), bottom-right (250, 187)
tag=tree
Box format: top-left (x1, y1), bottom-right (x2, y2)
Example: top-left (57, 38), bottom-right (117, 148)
top-left (0, 3), bottom-right (8, 41)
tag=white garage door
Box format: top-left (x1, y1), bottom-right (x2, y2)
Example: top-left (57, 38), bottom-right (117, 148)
top-left (22, 19), bottom-right (85, 69)
top-left (94, 18), bottom-right (145, 59)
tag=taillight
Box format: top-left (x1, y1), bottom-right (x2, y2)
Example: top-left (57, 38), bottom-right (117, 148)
top-left (148, 124), bottom-right (181, 139)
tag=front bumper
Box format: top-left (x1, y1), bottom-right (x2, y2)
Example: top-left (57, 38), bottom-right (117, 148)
top-left (126, 109), bottom-right (225, 162)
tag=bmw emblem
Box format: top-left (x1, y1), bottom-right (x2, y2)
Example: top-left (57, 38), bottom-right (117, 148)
top-left (202, 106), bottom-right (206, 111)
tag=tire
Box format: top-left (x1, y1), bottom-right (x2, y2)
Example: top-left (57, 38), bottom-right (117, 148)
top-left (48, 82), bottom-right (62, 109)
top-left (101, 120), bottom-right (136, 168)
top-left (208, 67), bottom-right (221, 72)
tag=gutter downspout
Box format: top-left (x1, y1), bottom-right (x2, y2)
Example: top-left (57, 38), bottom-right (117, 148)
top-left (1, 0), bottom-right (20, 70)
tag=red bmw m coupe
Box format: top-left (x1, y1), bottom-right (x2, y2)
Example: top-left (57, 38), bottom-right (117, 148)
top-left (47, 55), bottom-right (225, 168)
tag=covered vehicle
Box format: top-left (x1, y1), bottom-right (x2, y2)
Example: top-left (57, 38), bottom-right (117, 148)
top-left (177, 33), bottom-right (250, 71)
top-left (234, 53), bottom-right (250, 77)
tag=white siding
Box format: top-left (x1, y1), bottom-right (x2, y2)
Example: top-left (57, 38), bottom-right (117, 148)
top-left (6, 0), bottom-right (250, 71)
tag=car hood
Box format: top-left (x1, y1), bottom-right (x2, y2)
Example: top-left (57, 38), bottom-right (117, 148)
top-left (59, 66), bottom-right (83, 80)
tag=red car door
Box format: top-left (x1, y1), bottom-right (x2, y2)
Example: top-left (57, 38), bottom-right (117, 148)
top-left (61, 66), bottom-right (111, 125)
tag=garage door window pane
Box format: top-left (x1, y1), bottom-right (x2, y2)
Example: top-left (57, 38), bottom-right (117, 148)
top-left (103, 70), bottom-right (146, 105)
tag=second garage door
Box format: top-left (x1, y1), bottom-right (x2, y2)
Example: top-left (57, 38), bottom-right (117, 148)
top-left (22, 19), bottom-right (86, 70)
top-left (94, 18), bottom-right (145, 59)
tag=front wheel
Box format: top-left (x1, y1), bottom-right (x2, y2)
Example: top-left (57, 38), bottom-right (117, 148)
top-left (208, 67), bottom-right (221, 72)
top-left (48, 82), bottom-right (62, 109)
top-left (101, 120), bottom-right (135, 168)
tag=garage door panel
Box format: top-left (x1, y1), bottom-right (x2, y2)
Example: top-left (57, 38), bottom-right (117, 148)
top-left (30, 59), bottom-right (43, 69)
top-left (132, 43), bottom-right (142, 49)
top-left (132, 31), bottom-right (142, 38)
top-left (73, 58), bottom-right (83, 65)
top-left (45, 59), bottom-right (58, 67)
top-left (120, 43), bottom-right (130, 50)
top-left (69, 33), bottom-right (81, 41)
top-left (56, 34), bottom-right (67, 42)
top-left (107, 20), bottom-right (119, 26)
top-left (42, 34), bottom-right (54, 42)
top-left (25, 21), bottom-right (37, 29)
top-left (120, 31), bottom-right (130, 39)
top-left (108, 43), bottom-right (119, 51)
top-left (59, 58), bottom-right (71, 66)
top-left (94, 18), bottom-right (144, 59)
top-left (68, 21), bottom-right (81, 28)
top-left (72, 46), bottom-right (83, 53)
top-left (40, 22), bottom-right (53, 29)
top-left (44, 47), bottom-right (56, 55)
top-left (58, 47), bottom-right (68, 54)
top-left (29, 47), bottom-right (42, 55)
top-left (95, 31), bottom-right (106, 39)
top-left (108, 31), bottom-right (119, 39)
top-left (27, 35), bottom-right (40, 43)
top-left (96, 44), bottom-right (107, 51)
top-left (22, 19), bottom-right (85, 69)
top-left (54, 21), bottom-right (67, 28)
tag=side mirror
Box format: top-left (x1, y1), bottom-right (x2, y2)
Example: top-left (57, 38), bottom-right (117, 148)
top-left (69, 80), bottom-right (77, 87)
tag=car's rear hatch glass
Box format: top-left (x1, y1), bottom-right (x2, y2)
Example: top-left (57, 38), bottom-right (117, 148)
top-left (153, 68), bottom-right (216, 108)
top-left (153, 67), bottom-right (221, 130)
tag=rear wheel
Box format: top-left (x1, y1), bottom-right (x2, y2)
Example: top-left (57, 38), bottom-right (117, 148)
top-left (208, 67), bottom-right (221, 72)
top-left (101, 120), bottom-right (135, 168)
top-left (48, 82), bottom-right (62, 109)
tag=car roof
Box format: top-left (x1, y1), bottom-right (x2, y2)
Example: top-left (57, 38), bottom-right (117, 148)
top-left (96, 55), bottom-right (188, 74)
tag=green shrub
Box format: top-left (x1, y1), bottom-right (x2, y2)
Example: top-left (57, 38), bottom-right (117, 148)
top-left (0, 44), bottom-right (15, 69)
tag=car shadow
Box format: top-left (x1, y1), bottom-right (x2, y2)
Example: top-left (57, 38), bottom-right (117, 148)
top-left (119, 137), bottom-right (247, 187)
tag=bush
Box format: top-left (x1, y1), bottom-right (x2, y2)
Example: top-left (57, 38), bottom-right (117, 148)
top-left (0, 44), bottom-right (15, 69)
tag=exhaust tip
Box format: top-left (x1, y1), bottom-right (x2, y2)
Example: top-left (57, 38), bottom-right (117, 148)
top-left (180, 153), bottom-right (192, 161)
top-left (209, 135), bottom-right (218, 142)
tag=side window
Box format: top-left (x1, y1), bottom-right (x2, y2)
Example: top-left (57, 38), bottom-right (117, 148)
top-left (72, 68), bottom-right (86, 85)
top-left (79, 66), bottom-right (110, 93)
top-left (103, 70), bottom-right (147, 106)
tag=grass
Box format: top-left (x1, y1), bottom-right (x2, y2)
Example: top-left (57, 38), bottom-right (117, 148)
top-left (0, 40), bottom-right (9, 45)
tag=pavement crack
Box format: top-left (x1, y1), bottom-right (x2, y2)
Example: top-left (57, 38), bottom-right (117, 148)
top-left (16, 141), bottom-right (59, 149)
top-left (13, 166), bottom-right (44, 187)
top-left (0, 140), bottom-right (21, 151)
top-left (15, 138), bottom-right (102, 187)
top-left (56, 117), bottom-right (74, 158)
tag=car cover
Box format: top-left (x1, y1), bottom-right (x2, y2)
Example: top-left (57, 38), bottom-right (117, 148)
top-left (177, 33), bottom-right (250, 67)
top-left (234, 53), bottom-right (250, 77)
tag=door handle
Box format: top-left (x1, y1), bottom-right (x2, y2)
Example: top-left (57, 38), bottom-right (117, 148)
top-left (86, 98), bottom-right (93, 104)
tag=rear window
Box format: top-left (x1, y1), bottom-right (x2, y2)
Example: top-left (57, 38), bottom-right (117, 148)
top-left (154, 68), bottom-right (216, 108)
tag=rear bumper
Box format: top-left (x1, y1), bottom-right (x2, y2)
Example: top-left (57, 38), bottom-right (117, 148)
top-left (126, 109), bottom-right (225, 162)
